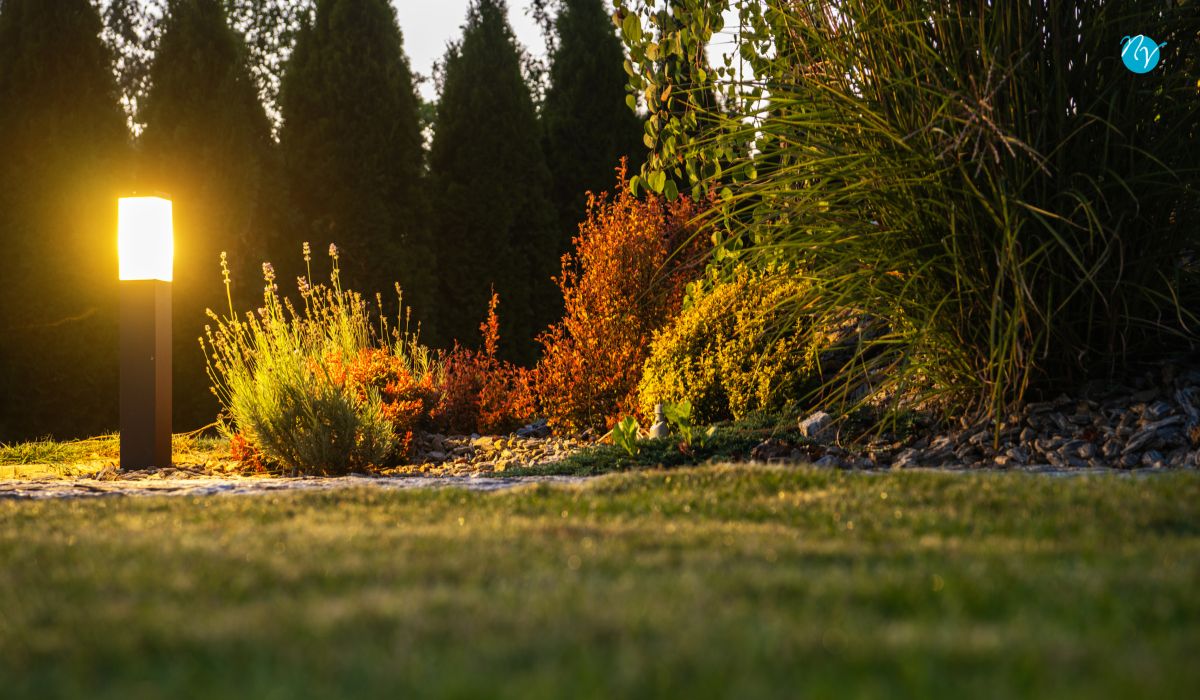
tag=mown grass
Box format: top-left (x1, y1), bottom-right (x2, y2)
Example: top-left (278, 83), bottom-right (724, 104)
top-left (1, 465), bottom-right (1197, 699)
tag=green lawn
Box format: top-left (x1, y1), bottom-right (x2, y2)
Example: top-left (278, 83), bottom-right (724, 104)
top-left (1, 465), bottom-right (1198, 699)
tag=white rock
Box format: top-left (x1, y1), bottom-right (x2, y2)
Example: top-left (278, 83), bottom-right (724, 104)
top-left (798, 412), bottom-right (833, 440)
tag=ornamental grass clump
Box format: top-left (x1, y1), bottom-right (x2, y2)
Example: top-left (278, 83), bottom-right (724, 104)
top-left (621, 0), bottom-right (1200, 425)
top-left (202, 244), bottom-right (437, 474)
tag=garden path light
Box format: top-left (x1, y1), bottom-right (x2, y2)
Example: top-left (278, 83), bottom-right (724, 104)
top-left (118, 195), bottom-right (173, 469)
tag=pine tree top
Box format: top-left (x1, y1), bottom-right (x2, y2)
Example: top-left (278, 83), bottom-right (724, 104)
top-left (140, 0), bottom-right (271, 158)
top-left (277, 0), bottom-right (433, 337)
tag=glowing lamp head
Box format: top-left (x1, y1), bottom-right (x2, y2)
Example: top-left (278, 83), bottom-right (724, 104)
top-left (118, 196), bottom-right (174, 282)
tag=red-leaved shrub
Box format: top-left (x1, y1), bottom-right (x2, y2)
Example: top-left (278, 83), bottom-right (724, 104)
top-left (433, 293), bottom-right (536, 434)
top-left (535, 162), bottom-right (705, 432)
top-left (229, 433), bottom-right (269, 473)
top-left (319, 347), bottom-right (439, 458)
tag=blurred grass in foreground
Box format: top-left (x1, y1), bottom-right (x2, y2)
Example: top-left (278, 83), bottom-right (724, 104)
top-left (1, 465), bottom-right (1197, 699)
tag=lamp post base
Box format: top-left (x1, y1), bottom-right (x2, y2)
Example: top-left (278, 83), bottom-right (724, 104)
top-left (120, 280), bottom-right (172, 469)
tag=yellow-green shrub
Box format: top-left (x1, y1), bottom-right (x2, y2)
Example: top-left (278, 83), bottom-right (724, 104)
top-left (638, 268), bottom-right (819, 423)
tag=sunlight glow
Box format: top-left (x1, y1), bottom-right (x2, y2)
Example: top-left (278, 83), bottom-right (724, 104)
top-left (118, 196), bottom-right (174, 281)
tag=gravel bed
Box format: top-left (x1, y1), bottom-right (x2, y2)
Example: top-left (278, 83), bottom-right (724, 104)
top-left (759, 365), bottom-right (1200, 471)
top-left (392, 424), bottom-right (590, 476)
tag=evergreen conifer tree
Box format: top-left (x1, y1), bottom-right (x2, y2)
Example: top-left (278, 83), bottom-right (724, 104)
top-left (541, 0), bottom-right (644, 250)
top-left (0, 0), bottom-right (129, 440)
top-left (430, 0), bottom-right (557, 364)
top-left (139, 0), bottom-right (278, 430)
top-left (279, 0), bottom-right (434, 336)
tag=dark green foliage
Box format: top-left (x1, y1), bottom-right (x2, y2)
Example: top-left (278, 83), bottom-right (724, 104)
top-left (0, 0), bottom-right (129, 441)
top-left (620, 0), bottom-right (721, 199)
top-left (656, 0), bottom-right (721, 119)
top-left (138, 0), bottom-right (278, 430)
top-left (279, 0), bottom-right (434, 335)
top-left (102, 0), bottom-right (308, 131)
top-left (429, 0), bottom-right (557, 365)
top-left (224, 0), bottom-right (311, 111)
top-left (624, 0), bottom-right (1200, 422)
top-left (541, 0), bottom-right (644, 247)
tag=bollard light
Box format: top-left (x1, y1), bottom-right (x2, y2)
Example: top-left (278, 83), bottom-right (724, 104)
top-left (118, 195), bottom-right (173, 470)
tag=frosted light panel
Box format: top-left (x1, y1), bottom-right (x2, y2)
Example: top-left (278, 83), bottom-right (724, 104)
top-left (118, 196), bottom-right (174, 281)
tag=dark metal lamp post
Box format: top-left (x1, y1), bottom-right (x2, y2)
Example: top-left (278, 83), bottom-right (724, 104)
top-left (118, 195), bottom-right (173, 470)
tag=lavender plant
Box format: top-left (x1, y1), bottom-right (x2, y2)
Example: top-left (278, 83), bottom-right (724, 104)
top-left (202, 244), bottom-right (435, 474)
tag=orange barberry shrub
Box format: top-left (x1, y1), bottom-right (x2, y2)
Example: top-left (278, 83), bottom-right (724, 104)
top-left (535, 163), bottom-right (705, 433)
top-left (433, 292), bottom-right (536, 434)
top-left (228, 433), bottom-right (270, 473)
top-left (321, 348), bottom-right (439, 458)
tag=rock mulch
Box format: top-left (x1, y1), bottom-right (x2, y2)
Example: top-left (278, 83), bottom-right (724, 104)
top-left (385, 425), bottom-right (589, 476)
top-left (761, 366), bottom-right (1200, 471)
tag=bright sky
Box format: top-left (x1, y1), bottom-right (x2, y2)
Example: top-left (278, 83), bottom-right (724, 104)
top-left (392, 1), bottom-right (742, 102)
top-left (393, 1), bottom-right (546, 100)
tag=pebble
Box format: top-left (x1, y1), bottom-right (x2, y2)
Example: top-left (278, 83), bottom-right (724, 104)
top-left (813, 454), bottom-right (842, 469)
top-left (798, 412), bottom-right (833, 440)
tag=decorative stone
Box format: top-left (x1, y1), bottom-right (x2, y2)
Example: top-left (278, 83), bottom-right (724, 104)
top-left (798, 412), bottom-right (833, 440)
top-left (813, 454), bottom-right (842, 469)
top-left (1141, 450), bottom-right (1166, 468)
top-left (1144, 400), bottom-right (1173, 421)
top-left (516, 420), bottom-right (552, 439)
top-left (750, 438), bottom-right (796, 462)
top-left (892, 449), bottom-right (919, 469)
top-left (649, 403), bottom-right (670, 440)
